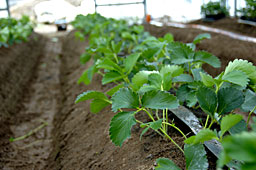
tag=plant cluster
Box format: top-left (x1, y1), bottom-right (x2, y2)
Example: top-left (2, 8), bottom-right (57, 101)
top-left (73, 13), bottom-right (256, 170)
top-left (0, 16), bottom-right (34, 47)
top-left (239, 0), bottom-right (256, 20)
top-left (201, 0), bottom-right (229, 18)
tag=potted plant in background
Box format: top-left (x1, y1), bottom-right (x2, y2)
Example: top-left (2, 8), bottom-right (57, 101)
top-left (239, 0), bottom-right (256, 22)
top-left (201, 0), bottom-right (229, 21)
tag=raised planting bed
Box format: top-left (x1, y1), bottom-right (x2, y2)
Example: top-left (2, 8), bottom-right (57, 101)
top-left (144, 24), bottom-right (256, 76)
top-left (46, 30), bottom-right (218, 170)
top-left (47, 14), bottom-right (256, 170)
top-left (190, 18), bottom-right (256, 38)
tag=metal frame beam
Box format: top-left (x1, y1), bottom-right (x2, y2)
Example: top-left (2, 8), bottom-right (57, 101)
top-left (94, 0), bottom-right (147, 18)
top-left (0, 0), bottom-right (10, 17)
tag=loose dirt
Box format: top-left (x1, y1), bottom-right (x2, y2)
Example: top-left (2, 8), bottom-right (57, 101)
top-left (0, 33), bottom-right (64, 169)
top-left (1, 24), bottom-right (255, 169)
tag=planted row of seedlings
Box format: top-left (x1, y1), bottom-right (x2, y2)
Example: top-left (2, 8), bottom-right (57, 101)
top-left (0, 16), bottom-right (34, 47)
top-left (72, 14), bottom-right (256, 170)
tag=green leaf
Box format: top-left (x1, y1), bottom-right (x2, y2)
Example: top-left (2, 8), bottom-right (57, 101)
top-left (224, 59), bottom-right (256, 84)
top-left (140, 119), bottom-right (162, 140)
top-left (121, 32), bottom-right (134, 41)
top-left (163, 33), bottom-right (174, 43)
top-left (222, 70), bottom-right (249, 87)
top-left (184, 129), bottom-right (218, 144)
top-left (138, 73), bottom-right (163, 93)
top-left (80, 53), bottom-right (91, 64)
top-left (229, 119), bottom-right (247, 135)
top-left (220, 114), bottom-right (243, 137)
top-left (124, 53), bottom-right (140, 74)
top-left (131, 71), bottom-right (158, 91)
top-left (172, 74), bottom-right (193, 83)
top-left (138, 85), bottom-right (158, 94)
top-left (96, 58), bottom-right (121, 72)
top-left (192, 68), bottom-right (203, 81)
top-left (111, 88), bottom-right (139, 112)
top-left (222, 132), bottom-right (256, 163)
top-left (78, 69), bottom-right (90, 85)
top-left (186, 43), bottom-right (196, 51)
top-left (193, 33), bottom-right (211, 44)
top-left (162, 73), bottom-right (172, 91)
top-left (102, 71), bottom-right (124, 85)
top-left (241, 89), bottom-right (256, 113)
top-left (111, 41), bottom-right (122, 54)
top-left (75, 91), bottom-right (107, 104)
top-left (109, 111), bottom-right (137, 146)
top-left (90, 99), bottom-right (110, 113)
top-left (142, 41), bottom-right (165, 59)
top-left (168, 42), bottom-right (194, 64)
top-left (241, 162), bottom-right (256, 170)
top-left (196, 86), bottom-right (217, 116)
top-left (177, 84), bottom-right (192, 102)
top-left (200, 72), bottom-right (215, 87)
top-left (160, 65), bottom-right (184, 78)
top-left (106, 83), bottom-right (125, 96)
top-left (194, 51), bottom-right (220, 68)
top-left (217, 87), bottom-right (244, 115)
top-left (148, 73), bottom-right (162, 90)
top-left (77, 65), bottom-right (96, 85)
top-left (155, 158), bottom-right (181, 170)
top-left (185, 144), bottom-right (209, 170)
top-left (187, 91), bottom-right (197, 107)
top-left (142, 91), bottom-right (179, 109)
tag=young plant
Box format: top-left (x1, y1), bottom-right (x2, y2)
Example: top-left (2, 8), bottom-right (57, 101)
top-left (156, 143), bottom-right (209, 170)
top-left (156, 114), bottom-right (246, 170)
top-left (0, 16), bottom-right (34, 47)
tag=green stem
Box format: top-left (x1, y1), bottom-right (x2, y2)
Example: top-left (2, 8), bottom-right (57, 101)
top-left (113, 53), bottom-right (119, 63)
top-left (188, 62), bottom-right (191, 74)
top-left (215, 82), bottom-right (224, 93)
top-left (162, 109), bottom-right (165, 131)
top-left (10, 121), bottom-right (48, 142)
top-left (208, 118), bottom-right (215, 129)
top-left (204, 115), bottom-right (209, 129)
top-left (160, 128), bottom-right (184, 154)
top-left (162, 122), bottom-right (187, 139)
top-left (123, 76), bottom-right (130, 84)
top-left (165, 109), bottom-right (168, 133)
top-left (155, 109), bottom-right (160, 120)
top-left (134, 108), bottom-right (144, 114)
top-left (143, 108), bottom-right (155, 122)
top-left (193, 105), bottom-right (200, 110)
top-left (97, 71), bottom-right (104, 76)
top-left (135, 119), bottom-right (165, 138)
top-left (247, 106), bottom-right (256, 127)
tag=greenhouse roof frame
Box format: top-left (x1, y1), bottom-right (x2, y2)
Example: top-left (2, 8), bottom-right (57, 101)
top-left (93, 0), bottom-right (147, 18)
top-left (0, 0), bottom-right (10, 16)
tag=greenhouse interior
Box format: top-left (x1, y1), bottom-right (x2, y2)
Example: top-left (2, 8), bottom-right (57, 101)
top-left (0, 0), bottom-right (256, 169)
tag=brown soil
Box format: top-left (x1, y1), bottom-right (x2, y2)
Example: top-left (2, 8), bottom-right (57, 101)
top-left (0, 33), bottom-right (45, 169)
top-left (189, 18), bottom-right (256, 38)
top-left (144, 24), bottom-right (256, 76)
top-left (1, 24), bottom-right (255, 169)
top-left (46, 31), bottom-right (186, 170)
top-left (0, 33), bottom-right (64, 169)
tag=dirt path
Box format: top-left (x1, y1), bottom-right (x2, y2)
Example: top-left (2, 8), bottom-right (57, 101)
top-left (1, 25), bottom-right (255, 169)
top-left (2, 34), bottom-right (64, 170)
